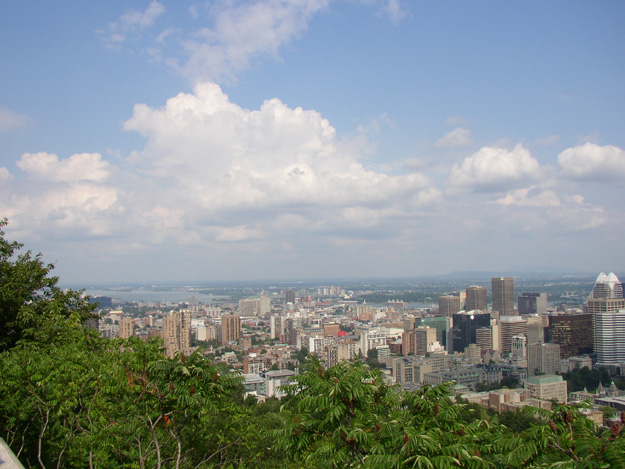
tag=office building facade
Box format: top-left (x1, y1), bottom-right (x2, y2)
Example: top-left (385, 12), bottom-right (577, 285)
top-left (465, 286), bottom-right (488, 312)
top-left (492, 277), bottom-right (515, 316)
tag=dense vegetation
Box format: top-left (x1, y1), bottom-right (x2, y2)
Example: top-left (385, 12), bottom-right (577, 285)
top-left (1, 220), bottom-right (625, 468)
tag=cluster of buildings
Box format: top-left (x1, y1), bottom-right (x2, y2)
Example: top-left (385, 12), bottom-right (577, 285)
top-left (94, 275), bottom-right (625, 416)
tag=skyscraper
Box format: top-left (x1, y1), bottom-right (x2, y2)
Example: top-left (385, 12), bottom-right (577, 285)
top-left (517, 292), bottom-right (548, 315)
top-left (528, 343), bottom-right (561, 376)
top-left (163, 310), bottom-right (191, 358)
top-left (548, 313), bottom-right (593, 358)
top-left (588, 273), bottom-right (625, 366)
top-left (438, 294), bottom-right (461, 316)
top-left (499, 316), bottom-right (527, 354)
top-left (451, 311), bottom-right (491, 354)
top-left (492, 277), bottom-right (515, 316)
top-left (221, 314), bottom-right (241, 345)
top-left (285, 289), bottom-right (296, 304)
top-left (465, 286), bottom-right (488, 312)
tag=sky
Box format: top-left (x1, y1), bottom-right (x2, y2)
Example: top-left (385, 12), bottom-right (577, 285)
top-left (1, 0), bottom-right (624, 284)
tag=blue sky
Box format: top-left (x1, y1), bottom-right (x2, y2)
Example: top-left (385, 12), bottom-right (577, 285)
top-left (1, 0), bottom-right (624, 283)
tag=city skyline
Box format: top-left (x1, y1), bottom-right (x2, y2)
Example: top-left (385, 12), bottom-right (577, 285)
top-left (1, 1), bottom-right (624, 283)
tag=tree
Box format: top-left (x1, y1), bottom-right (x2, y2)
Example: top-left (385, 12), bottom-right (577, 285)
top-left (0, 218), bottom-right (95, 352)
top-left (275, 359), bottom-right (494, 467)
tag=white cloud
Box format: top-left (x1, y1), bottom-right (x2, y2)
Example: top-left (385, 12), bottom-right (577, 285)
top-left (99, 1), bottom-right (165, 48)
top-left (17, 152), bottom-right (111, 182)
top-left (174, 0), bottom-right (330, 83)
top-left (449, 144), bottom-right (541, 191)
top-left (120, 1), bottom-right (165, 29)
top-left (494, 186), bottom-right (561, 207)
top-left (558, 142), bottom-right (625, 182)
top-left (0, 107), bottom-right (32, 131)
top-left (124, 82), bottom-right (433, 213)
top-left (383, 0), bottom-right (407, 23)
top-left (0, 167), bottom-right (12, 181)
top-left (435, 127), bottom-right (472, 148)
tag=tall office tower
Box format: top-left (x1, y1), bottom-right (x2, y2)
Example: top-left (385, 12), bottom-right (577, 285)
top-left (451, 311), bottom-right (491, 354)
top-left (526, 315), bottom-right (546, 345)
top-left (119, 317), bottom-right (135, 339)
top-left (465, 286), bottom-right (488, 312)
top-left (590, 272), bottom-right (624, 299)
top-left (499, 316), bottom-right (527, 354)
top-left (587, 272), bottom-right (625, 366)
top-left (594, 310), bottom-right (625, 366)
top-left (163, 310), bottom-right (192, 358)
top-left (285, 289), bottom-right (296, 304)
top-left (418, 316), bottom-right (452, 348)
top-left (492, 277), bottom-right (515, 315)
top-left (403, 327), bottom-right (437, 356)
top-left (528, 343), bottom-right (561, 376)
top-left (517, 292), bottom-right (548, 315)
top-left (438, 294), bottom-right (462, 316)
top-left (548, 313), bottom-right (593, 358)
top-left (221, 314), bottom-right (241, 345)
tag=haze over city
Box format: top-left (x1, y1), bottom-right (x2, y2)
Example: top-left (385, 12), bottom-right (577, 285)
top-left (1, 1), bottom-right (624, 283)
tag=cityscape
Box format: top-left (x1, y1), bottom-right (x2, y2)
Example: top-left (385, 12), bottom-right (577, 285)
top-left (2, 1), bottom-right (625, 466)
top-left (91, 271), bottom-right (625, 420)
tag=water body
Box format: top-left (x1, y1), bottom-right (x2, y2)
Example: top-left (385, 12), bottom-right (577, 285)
top-left (84, 288), bottom-right (221, 304)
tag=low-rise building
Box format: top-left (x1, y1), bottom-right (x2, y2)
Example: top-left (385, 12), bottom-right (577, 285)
top-left (525, 375), bottom-right (568, 404)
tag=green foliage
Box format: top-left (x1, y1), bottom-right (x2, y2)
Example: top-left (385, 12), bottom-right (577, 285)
top-left (0, 218), bottom-right (95, 352)
top-left (562, 366), bottom-right (611, 392)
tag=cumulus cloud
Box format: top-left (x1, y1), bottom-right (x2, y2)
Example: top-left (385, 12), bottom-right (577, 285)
top-left (0, 107), bottom-right (33, 131)
top-left (175, 0), bottom-right (329, 83)
top-left (435, 127), bottom-right (472, 148)
top-left (124, 82), bottom-right (432, 213)
top-left (99, 1), bottom-right (165, 48)
top-left (17, 152), bottom-right (111, 182)
top-left (558, 142), bottom-right (625, 182)
top-left (449, 144), bottom-right (541, 191)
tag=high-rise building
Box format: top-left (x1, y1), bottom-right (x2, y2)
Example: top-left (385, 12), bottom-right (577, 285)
top-left (163, 310), bottom-right (192, 358)
top-left (465, 286), bottom-right (488, 312)
top-left (528, 343), bottom-right (561, 376)
top-left (285, 289), bottom-right (296, 305)
top-left (548, 313), bottom-right (593, 358)
top-left (594, 310), bottom-right (625, 366)
top-left (587, 272), bottom-right (625, 366)
top-left (221, 314), bottom-right (241, 345)
top-left (451, 311), bottom-right (491, 354)
top-left (526, 315), bottom-right (546, 345)
top-left (492, 277), bottom-right (515, 316)
top-left (590, 272), bottom-right (624, 299)
top-left (119, 317), bottom-right (135, 339)
top-left (517, 292), bottom-right (548, 315)
top-left (402, 327), bottom-right (437, 356)
top-left (438, 295), bottom-right (462, 316)
top-left (499, 316), bottom-right (527, 354)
